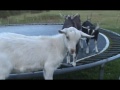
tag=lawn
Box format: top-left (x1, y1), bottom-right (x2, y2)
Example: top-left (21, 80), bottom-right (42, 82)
top-left (0, 10), bottom-right (120, 80)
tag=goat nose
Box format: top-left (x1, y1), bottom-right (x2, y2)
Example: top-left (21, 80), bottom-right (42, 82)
top-left (71, 49), bottom-right (75, 54)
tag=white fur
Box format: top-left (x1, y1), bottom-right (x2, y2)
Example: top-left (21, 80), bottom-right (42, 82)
top-left (95, 40), bottom-right (98, 53)
top-left (66, 30), bottom-right (94, 66)
top-left (0, 27), bottom-right (87, 80)
top-left (86, 42), bottom-right (90, 54)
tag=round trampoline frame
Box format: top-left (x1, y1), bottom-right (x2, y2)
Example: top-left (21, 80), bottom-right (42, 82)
top-left (1, 23), bottom-right (119, 80)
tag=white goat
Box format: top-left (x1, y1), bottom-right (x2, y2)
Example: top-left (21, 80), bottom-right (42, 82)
top-left (0, 27), bottom-right (93, 80)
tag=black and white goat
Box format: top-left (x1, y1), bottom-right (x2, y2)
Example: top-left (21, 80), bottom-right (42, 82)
top-left (81, 20), bottom-right (99, 54)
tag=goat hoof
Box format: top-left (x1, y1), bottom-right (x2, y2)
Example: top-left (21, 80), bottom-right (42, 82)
top-left (86, 52), bottom-right (89, 54)
top-left (67, 60), bottom-right (70, 64)
top-left (86, 50), bottom-right (89, 54)
top-left (71, 62), bottom-right (76, 67)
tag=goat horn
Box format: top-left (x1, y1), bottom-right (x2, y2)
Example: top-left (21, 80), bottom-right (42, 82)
top-left (59, 13), bottom-right (66, 18)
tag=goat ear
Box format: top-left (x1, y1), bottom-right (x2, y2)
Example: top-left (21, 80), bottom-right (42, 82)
top-left (58, 30), bottom-right (66, 34)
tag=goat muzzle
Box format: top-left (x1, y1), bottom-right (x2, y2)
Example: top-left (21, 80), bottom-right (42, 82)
top-left (70, 49), bottom-right (76, 54)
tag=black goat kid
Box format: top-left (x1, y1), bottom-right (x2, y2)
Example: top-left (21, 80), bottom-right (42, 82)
top-left (82, 20), bottom-right (99, 54)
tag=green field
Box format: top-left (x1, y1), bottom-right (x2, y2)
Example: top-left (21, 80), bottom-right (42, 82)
top-left (0, 10), bottom-right (120, 80)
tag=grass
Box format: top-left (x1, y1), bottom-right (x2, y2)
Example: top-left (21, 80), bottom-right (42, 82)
top-left (0, 10), bottom-right (120, 80)
top-left (1, 10), bottom-right (120, 34)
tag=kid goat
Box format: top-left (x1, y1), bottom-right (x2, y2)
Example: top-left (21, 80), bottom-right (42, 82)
top-left (82, 20), bottom-right (99, 54)
top-left (0, 27), bottom-right (94, 80)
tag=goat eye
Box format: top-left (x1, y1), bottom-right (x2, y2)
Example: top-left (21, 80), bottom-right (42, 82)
top-left (66, 36), bottom-right (69, 40)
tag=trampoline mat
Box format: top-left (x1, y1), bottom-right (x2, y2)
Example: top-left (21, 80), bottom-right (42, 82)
top-left (0, 24), bottom-right (109, 79)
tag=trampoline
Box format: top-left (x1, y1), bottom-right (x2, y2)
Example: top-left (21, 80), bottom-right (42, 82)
top-left (0, 23), bottom-right (119, 79)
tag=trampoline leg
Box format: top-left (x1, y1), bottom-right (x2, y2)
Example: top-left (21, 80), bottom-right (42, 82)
top-left (99, 63), bottom-right (105, 80)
